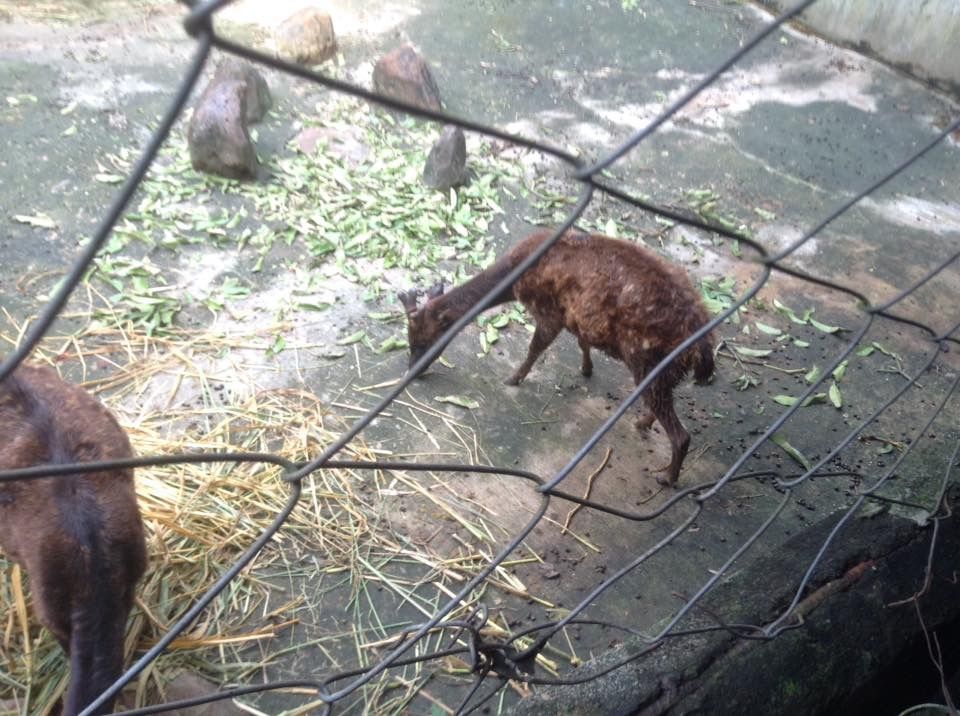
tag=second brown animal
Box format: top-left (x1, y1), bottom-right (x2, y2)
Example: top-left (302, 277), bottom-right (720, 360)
top-left (0, 364), bottom-right (146, 715)
top-left (399, 228), bottom-right (715, 486)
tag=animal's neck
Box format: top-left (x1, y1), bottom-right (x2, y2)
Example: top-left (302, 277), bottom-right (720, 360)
top-left (431, 253), bottom-right (518, 318)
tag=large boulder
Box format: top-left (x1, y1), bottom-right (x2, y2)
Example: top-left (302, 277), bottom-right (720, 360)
top-left (276, 8), bottom-right (337, 66)
top-left (423, 124), bottom-right (467, 190)
top-left (188, 78), bottom-right (258, 180)
top-left (211, 59), bottom-right (271, 124)
top-left (372, 44), bottom-right (442, 112)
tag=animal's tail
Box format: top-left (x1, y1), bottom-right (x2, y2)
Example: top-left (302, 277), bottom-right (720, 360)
top-left (692, 336), bottom-right (715, 385)
top-left (63, 542), bottom-right (126, 716)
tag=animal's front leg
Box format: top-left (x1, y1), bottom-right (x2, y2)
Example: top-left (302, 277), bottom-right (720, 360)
top-left (505, 322), bottom-right (560, 385)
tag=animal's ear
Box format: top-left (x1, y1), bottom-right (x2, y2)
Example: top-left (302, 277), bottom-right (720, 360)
top-left (398, 289), bottom-right (420, 315)
top-left (427, 281), bottom-right (445, 299)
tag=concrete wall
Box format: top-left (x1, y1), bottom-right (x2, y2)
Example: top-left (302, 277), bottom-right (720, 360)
top-left (759, 0), bottom-right (960, 95)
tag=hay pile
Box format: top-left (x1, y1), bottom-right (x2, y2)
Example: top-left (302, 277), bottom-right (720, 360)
top-left (0, 315), bottom-right (565, 714)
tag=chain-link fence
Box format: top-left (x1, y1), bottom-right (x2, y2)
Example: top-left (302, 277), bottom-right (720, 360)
top-left (1, 0), bottom-right (959, 713)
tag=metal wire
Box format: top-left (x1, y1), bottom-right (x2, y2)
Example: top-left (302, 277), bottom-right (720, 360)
top-left (0, 0), bottom-right (957, 713)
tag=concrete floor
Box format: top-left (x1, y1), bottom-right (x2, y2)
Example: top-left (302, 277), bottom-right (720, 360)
top-left (1, 1), bottom-right (959, 713)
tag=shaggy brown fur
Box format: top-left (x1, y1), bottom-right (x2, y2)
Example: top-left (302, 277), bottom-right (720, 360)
top-left (399, 229), bottom-right (715, 485)
top-left (0, 364), bottom-right (147, 715)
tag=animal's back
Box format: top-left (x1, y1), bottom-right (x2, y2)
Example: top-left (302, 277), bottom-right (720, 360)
top-left (0, 365), bottom-right (143, 576)
top-left (509, 230), bottom-right (712, 367)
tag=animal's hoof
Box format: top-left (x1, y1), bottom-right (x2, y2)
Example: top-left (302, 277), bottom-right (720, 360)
top-left (651, 460), bottom-right (678, 487)
top-left (581, 367), bottom-right (593, 378)
top-left (504, 376), bottom-right (521, 386)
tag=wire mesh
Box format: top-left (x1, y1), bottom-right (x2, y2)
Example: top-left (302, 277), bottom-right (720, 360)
top-left (0, 0), bottom-right (958, 714)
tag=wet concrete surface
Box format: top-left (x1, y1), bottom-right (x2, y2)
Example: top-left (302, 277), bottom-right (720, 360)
top-left (1, 1), bottom-right (959, 713)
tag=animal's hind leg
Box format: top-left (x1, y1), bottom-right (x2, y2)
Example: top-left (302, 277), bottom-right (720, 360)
top-left (505, 321), bottom-right (561, 385)
top-left (628, 365), bottom-right (655, 430)
top-left (578, 337), bottom-right (593, 378)
top-left (645, 379), bottom-right (690, 486)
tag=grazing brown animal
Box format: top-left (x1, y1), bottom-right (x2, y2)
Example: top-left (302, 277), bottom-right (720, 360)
top-left (399, 228), bottom-right (715, 485)
top-left (0, 364), bottom-right (147, 715)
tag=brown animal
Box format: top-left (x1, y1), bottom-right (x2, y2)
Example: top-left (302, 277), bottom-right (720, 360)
top-left (399, 229), bottom-right (715, 485)
top-left (0, 364), bottom-right (147, 715)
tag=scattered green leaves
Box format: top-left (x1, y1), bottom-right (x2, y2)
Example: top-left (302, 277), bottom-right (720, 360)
top-left (700, 275), bottom-right (739, 317)
top-left (773, 298), bottom-right (845, 333)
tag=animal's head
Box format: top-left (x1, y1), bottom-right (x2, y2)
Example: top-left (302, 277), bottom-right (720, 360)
top-left (398, 283), bottom-right (453, 375)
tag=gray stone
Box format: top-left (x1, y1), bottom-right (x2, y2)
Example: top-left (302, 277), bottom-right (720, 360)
top-left (372, 44), bottom-right (442, 112)
top-left (422, 124), bottom-right (467, 190)
top-left (188, 78), bottom-right (258, 180)
top-left (276, 7), bottom-right (337, 66)
top-left (212, 59), bottom-right (271, 124)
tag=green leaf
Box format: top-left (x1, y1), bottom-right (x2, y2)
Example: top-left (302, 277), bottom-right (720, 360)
top-left (375, 335), bottom-right (407, 353)
top-left (871, 341), bottom-right (899, 359)
top-left (336, 330), bottom-right (366, 345)
top-left (773, 298), bottom-right (805, 324)
top-left (13, 213), bottom-right (57, 229)
top-left (298, 301), bottom-right (333, 311)
top-left (754, 207), bottom-right (776, 221)
top-left (490, 313), bottom-right (510, 329)
top-left (94, 172), bottom-right (125, 184)
top-left (809, 317), bottom-right (841, 334)
top-left (773, 394), bottom-right (799, 406)
top-left (857, 345), bottom-right (875, 357)
top-left (772, 393), bottom-right (826, 407)
top-left (435, 394), bottom-right (480, 410)
top-left (804, 365), bottom-right (821, 384)
top-left (771, 433), bottom-right (812, 471)
top-left (829, 381), bottom-right (842, 409)
top-left (754, 321), bottom-right (781, 336)
top-left (733, 346), bottom-right (772, 358)
top-left (792, 339), bottom-right (810, 348)
top-left (266, 335), bottom-right (286, 354)
top-left (832, 360), bottom-right (848, 382)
